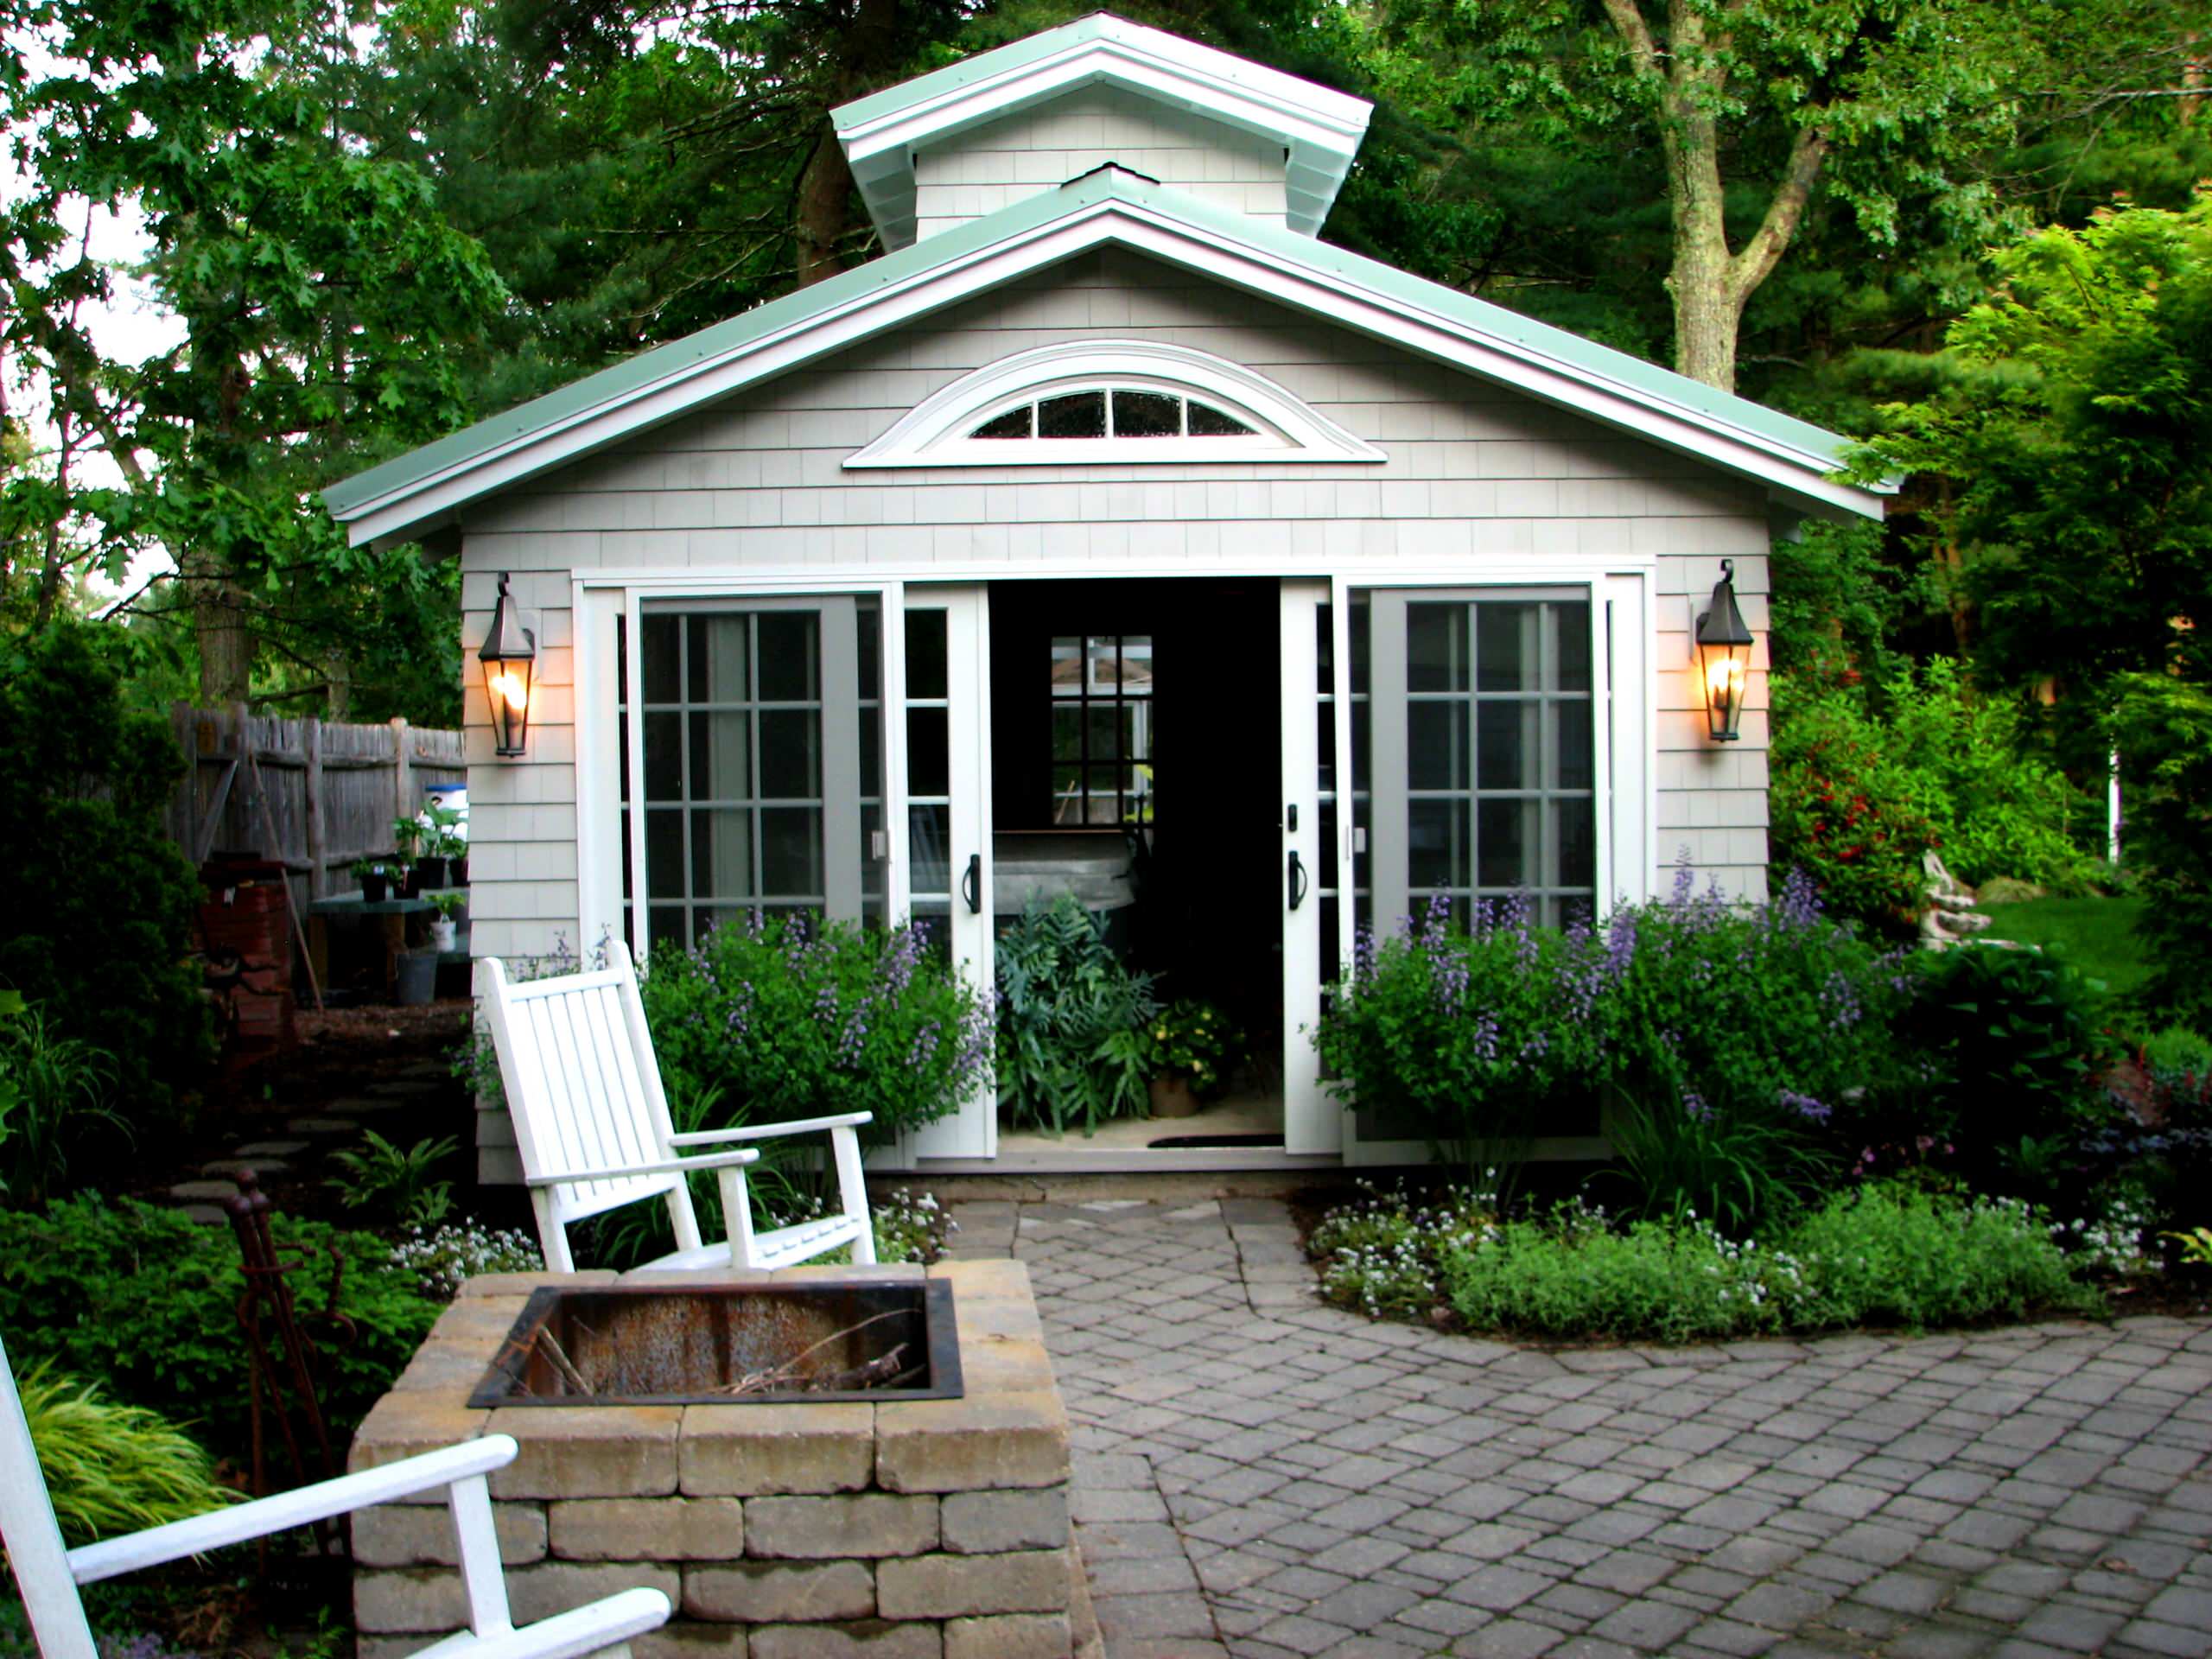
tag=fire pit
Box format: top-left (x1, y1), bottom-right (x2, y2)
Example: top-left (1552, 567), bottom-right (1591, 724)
top-left (468, 1281), bottom-right (963, 1406)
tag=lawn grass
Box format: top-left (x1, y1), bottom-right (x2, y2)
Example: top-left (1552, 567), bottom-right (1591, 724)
top-left (1977, 893), bottom-right (2150, 1003)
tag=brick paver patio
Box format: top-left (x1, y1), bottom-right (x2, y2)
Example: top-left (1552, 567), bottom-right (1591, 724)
top-left (949, 1195), bottom-right (2212, 1659)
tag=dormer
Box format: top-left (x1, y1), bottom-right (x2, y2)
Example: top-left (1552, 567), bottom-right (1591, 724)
top-left (831, 14), bottom-right (1371, 249)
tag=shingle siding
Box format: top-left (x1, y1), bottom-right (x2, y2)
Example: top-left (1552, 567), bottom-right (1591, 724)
top-left (458, 247), bottom-right (1773, 958)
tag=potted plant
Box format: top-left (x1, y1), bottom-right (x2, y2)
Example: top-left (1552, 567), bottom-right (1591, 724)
top-left (1144, 999), bottom-right (1239, 1119)
top-left (353, 858), bottom-right (395, 904)
top-left (424, 798), bottom-right (469, 886)
top-left (395, 817), bottom-right (444, 894)
top-left (426, 891), bottom-right (466, 953)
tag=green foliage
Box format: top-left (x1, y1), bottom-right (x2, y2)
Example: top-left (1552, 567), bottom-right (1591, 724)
top-left (1603, 1094), bottom-right (1832, 1239)
top-left (1770, 658), bottom-right (2101, 925)
top-left (1421, 1184), bottom-right (2097, 1342)
top-left (0, 1195), bottom-right (438, 1462)
top-left (326, 1131), bottom-right (459, 1229)
top-left (1142, 999), bottom-right (1241, 1096)
top-left (642, 912), bottom-right (991, 1138)
top-left (2107, 674), bottom-right (2212, 1024)
top-left (1768, 521), bottom-right (1928, 681)
top-left (1306, 1181), bottom-right (1496, 1321)
top-left (1904, 944), bottom-right (2110, 1192)
top-left (0, 995), bottom-right (125, 1207)
top-left (0, 624), bottom-right (211, 1129)
top-left (995, 897), bottom-right (1160, 1135)
top-left (1977, 897), bottom-right (2151, 1003)
top-left (15, 1365), bottom-right (236, 1547)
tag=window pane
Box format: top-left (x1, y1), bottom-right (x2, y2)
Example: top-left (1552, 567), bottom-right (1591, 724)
top-left (909, 804), bottom-right (951, 894)
top-left (970, 405), bottom-right (1032, 439)
top-left (1476, 701), bottom-right (1538, 791)
top-left (857, 600), bottom-right (880, 700)
top-left (643, 712), bottom-right (683, 802)
top-left (1084, 768), bottom-right (1121, 824)
top-left (1038, 391), bottom-right (1106, 438)
top-left (641, 613), bottom-right (682, 704)
top-left (645, 809), bottom-right (686, 899)
top-left (1086, 637), bottom-right (1121, 694)
top-left (1408, 701), bottom-right (1467, 791)
top-left (1409, 798), bottom-right (1470, 892)
top-left (906, 610), bottom-right (948, 701)
top-left (1123, 700), bottom-right (1150, 761)
top-left (687, 615), bottom-right (750, 703)
top-left (1555, 602), bottom-right (1593, 692)
top-left (1188, 401), bottom-right (1255, 436)
top-left (1051, 705), bottom-right (1083, 763)
top-left (756, 612), bottom-right (819, 702)
top-left (1049, 637), bottom-right (1082, 697)
top-left (760, 807), bottom-right (823, 896)
top-left (757, 708), bottom-right (821, 799)
top-left (1120, 636), bottom-right (1154, 691)
top-left (1477, 798), bottom-right (1537, 887)
top-left (688, 711), bottom-right (753, 802)
top-left (906, 708), bottom-right (950, 797)
top-left (1050, 765), bottom-right (1082, 817)
top-left (1408, 604), bottom-right (1468, 692)
top-left (1477, 604), bottom-right (1541, 693)
top-left (647, 904), bottom-right (688, 954)
top-left (1558, 798), bottom-right (1597, 889)
top-left (1086, 704), bottom-right (1119, 763)
top-left (1556, 700), bottom-right (1594, 791)
top-left (1113, 390), bottom-right (1180, 437)
top-left (690, 808), bottom-right (753, 899)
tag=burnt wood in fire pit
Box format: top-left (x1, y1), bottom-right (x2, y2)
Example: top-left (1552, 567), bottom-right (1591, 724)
top-left (467, 1279), bottom-right (963, 1407)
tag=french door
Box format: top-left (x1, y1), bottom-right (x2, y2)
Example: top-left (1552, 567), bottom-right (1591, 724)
top-left (594, 582), bottom-right (995, 1155)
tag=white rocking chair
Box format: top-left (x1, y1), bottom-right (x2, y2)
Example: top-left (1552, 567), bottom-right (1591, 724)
top-left (0, 1331), bottom-right (670, 1659)
top-left (477, 944), bottom-right (875, 1274)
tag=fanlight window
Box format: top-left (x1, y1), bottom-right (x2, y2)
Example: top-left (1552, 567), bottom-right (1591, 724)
top-left (969, 389), bottom-right (1259, 442)
top-left (845, 340), bottom-right (1386, 470)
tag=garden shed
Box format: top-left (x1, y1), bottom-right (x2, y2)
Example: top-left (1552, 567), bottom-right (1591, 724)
top-left (326, 14), bottom-right (1889, 1175)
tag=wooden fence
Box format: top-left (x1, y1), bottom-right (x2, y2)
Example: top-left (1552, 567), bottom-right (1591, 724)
top-left (166, 703), bottom-right (466, 899)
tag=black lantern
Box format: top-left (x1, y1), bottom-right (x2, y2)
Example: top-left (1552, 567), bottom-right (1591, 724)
top-left (1694, 558), bottom-right (1753, 743)
top-left (480, 573), bottom-right (537, 758)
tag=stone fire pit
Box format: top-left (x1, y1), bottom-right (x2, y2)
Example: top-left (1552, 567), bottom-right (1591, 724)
top-left (347, 1260), bottom-right (1082, 1659)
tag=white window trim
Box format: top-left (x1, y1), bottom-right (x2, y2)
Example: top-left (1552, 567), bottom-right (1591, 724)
top-left (845, 340), bottom-right (1386, 468)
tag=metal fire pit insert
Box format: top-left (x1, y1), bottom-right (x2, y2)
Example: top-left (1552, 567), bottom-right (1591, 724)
top-left (467, 1280), bottom-right (963, 1407)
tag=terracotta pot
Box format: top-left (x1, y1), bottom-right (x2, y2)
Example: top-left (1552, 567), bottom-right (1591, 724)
top-left (1148, 1072), bottom-right (1200, 1118)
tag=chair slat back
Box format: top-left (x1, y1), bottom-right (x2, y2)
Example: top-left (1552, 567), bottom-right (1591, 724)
top-left (0, 1332), bottom-right (99, 1658)
top-left (479, 947), bottom-right (680, 1227)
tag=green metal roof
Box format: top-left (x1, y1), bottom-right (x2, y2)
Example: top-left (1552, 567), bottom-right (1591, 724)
top-left (832, 13), bottom-right (1129, 130)
top-left (326, 165), bottom-right (1878, 533)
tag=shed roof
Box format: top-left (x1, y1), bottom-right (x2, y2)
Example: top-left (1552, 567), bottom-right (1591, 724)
top-left (325, 166), bottom-right (1887, 545)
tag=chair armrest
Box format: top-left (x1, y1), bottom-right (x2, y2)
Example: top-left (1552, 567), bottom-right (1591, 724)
top-left (527, 1147), bottom-right (759, 1185)
top-left (67, 1437), bottom-right (520, 1585)
top-left (669, 1112), bottom-right (873, 1146)
top-left (410, 1589), bottom-right (672, 1659)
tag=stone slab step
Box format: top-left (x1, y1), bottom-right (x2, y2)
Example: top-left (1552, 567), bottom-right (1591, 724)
top-left (203, 1157), bottom-right (289, 1179)
top-left (286, 1116), bottom-right (358, 1136)
top-left (169, 1179), bottom-right (238, 1204)
top-left (234, 1139), bottom-right (310, 1159)
top-left (177, 1205), bottom-right (229, 1226)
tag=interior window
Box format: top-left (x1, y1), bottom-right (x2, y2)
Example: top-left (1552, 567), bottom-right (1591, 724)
top-left (1050, 634), bottom-right (1154, 824)
top-left (964, 388), bottom-right (1261, 443)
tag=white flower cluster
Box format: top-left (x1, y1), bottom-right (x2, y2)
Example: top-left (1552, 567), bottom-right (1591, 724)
top-left (391, 1222), bottom-right (545, 1300)
top-left (2048, 1191), bottom-right (2158, 1278)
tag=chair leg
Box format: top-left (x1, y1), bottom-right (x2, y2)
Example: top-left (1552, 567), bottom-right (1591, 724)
top-left (831, 1127), bottom-right (876, 1266)
top-left (720, 1164), bottom-right (758, 1270)
top-left (529, 1189), bottom-right (575, 1274)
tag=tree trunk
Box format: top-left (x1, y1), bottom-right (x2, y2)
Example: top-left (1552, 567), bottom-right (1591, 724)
top-left (187, 550), bottom-right (255, 704)
top-left (794, 131), bottom-right (853, 288)
top-left (1667, 170), bottom-right (1744, 393)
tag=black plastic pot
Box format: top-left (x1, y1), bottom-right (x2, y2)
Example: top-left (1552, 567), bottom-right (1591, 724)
top-left (450, 855), bottom-right (469, 887)
top-left (394, 949), bottom-right (439, 1006)
top-left (359, 872), bottom-right (390, 904)
top-left (404, 857), bottom-right (448, 897)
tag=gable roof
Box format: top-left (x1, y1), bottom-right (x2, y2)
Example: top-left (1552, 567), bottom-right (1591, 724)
top-left (831, 13), bottom-right (1373, 245)
top-left (324, 167), bottom-right (1887, 547)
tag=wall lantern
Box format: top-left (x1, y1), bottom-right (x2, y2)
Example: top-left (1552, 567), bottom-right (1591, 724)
top-left (1694, 558), bottom-right (1753, 743)
top-left (480, 573), bottom-right (537, 758)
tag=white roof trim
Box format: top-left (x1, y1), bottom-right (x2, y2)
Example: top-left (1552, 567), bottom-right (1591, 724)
top-left (336, 192), bottom-right (1879, 548)
top-left (846, 339), bottom-right (1386, 467)
top-left (834, 17), bottom-right (1370, 245)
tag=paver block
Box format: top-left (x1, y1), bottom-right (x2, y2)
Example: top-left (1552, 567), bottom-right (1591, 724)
top-left (509, 1560), bottom-right (681, 1624)
top-left (943, 1490), bottom-right (1071, 1554)
top-left (682, 1403), bottom-right (875, 1496)
top-left (635, 1624), bottom-right (751, 1659)
top-left (878, 1549), bottom-right (1072, 1619)
top-left (549, 1496), bottom-right (744, 1560)
top-left (351, 1499), bottom-right (546, 1567)
top-left (876, 1393), bottom-right (1069, 1493)
top-left (747, 1620), bottom-right (940, 1659)
top-left (745, 1494), bottom-right (939, 1559)
top-left (486, 1405), bottom-right (683, 1499)
top-left (683, 1560), bottom-right (876, 1623)
top-left (944, 1613), bottom-right (1073, 1659)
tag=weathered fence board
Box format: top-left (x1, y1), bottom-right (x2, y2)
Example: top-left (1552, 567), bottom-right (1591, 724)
top-left (166, 704), bottom-right (465, 897)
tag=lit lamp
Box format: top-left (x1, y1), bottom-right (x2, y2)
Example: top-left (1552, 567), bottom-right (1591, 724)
top-left (1694, 559), bottom-right (1753, 743)
top-left (480, 573), bottom-right (537, 758)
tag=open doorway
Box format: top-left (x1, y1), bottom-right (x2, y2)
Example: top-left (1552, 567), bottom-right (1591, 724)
top-left (987, 577), bottom-right (1285, 1152)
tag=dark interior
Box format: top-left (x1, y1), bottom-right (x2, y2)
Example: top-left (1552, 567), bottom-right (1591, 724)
top-left (988, 577), bottom-right (1285, 1083)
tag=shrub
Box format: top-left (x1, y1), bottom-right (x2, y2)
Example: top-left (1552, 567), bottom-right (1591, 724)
top-left (2109, 673), bottom-right (2212, 1025)
top-left (995, 896), bottom-right (1158, 1135)
top-left (390, 1220), bottom-right (543, 1300)
top-left (643, 912), bottom-right (991, 1140)
top-left (0, 992), bottom-right (126, 1206)
top-left (16, 1365), bottom-right (235, 1546)
top-left (327, 1130), bottom-right (458, 1228)
top-left (0, 624), bottom-right (212, 1130)
top-left (1427, 1183), bottom-right (2099, 1342)
top-left (0, 1195), bottom-right (438, 1462)
top-left (1770, 659), bottom-right (2099, 928)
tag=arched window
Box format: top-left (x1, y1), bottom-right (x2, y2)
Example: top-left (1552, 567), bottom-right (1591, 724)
top-left (847, 340), bottom-right (1385, 468)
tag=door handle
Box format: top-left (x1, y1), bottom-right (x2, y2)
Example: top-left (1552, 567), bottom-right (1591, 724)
top-left (1287, 849), bottom-right (1308, 912)
top-left (962, 853), bottom-right (982, 915)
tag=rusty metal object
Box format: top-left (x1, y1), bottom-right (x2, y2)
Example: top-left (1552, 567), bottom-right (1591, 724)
top-left (226, 1168), bottom-right (358, 1535)
top-left (469, 1281), bottom-right (963, 1408)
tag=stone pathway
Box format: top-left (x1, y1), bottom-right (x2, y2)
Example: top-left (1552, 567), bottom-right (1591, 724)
top-left (948, 1196), bottom-right (2212, 1659)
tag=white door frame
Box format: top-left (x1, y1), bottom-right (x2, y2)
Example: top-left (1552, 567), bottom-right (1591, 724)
top-left (1279, 581), bottom-right (1332, 1154)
